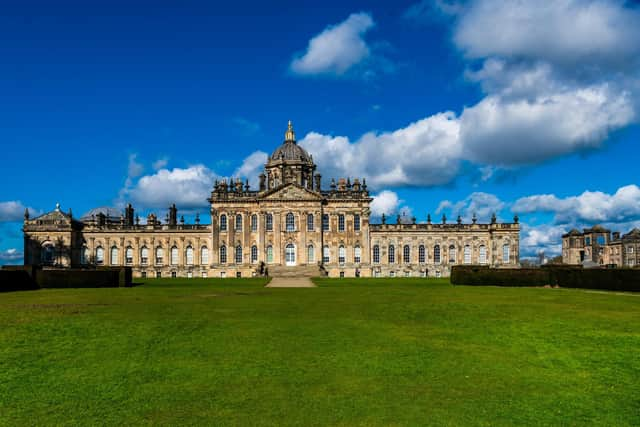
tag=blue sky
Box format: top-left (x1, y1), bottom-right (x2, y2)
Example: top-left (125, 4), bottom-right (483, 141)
top-left (2, 0), bottom-right (640, 263)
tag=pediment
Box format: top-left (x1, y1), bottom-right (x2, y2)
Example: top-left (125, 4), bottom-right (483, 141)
top-left (29, 209), bottom-right (72, 226)
top-left (260, 183), bottom-right (322, 201)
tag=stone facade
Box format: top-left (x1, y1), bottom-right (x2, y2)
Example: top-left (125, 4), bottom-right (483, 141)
top-left (562, 226), bottom-right (640, 267)
top-left (23, 121), bottom-right (520, 278)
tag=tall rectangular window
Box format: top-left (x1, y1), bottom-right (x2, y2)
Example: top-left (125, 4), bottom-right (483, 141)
top-left (220, 214), bottom-right (227, 231)
top-left (418, 245), bottom-right (425, 263)
top-left (354, 246), bottom-right (361, 263)
top-left (322, 214), bottom-right (329, 231)
top-left (464, 245), bottom-right (471, 264)
top-left (323, 245), bottom-right (330, 263)
top-left (338, 246), bottom-right (346, 265)
top-left (266, 214), bottom-right (273, 231)
top-left (286, 213), bottom-right (295, 232)
top-left (266, 246), bottom-right (273, 263)
top-left (479, 245), bottom-right (486, 264)
top-left (307, 214), bottom-right (314, 231)
top-left (251, 214), bottom-right (258, 232)
top-left (373, 245), bottom-right (380, 264)
top-left (354, 214), bottom-right (360, 231)
top-left (503, 244), bottom-right (510, 263)
top-left (338, 214), bottom-right (345, 232)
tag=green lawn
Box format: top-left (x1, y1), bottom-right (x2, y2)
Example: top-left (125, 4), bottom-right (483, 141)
top-left (1, 278), bottom-right (639, 426)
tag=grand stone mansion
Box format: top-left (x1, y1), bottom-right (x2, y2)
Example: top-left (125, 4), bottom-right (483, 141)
top-left (562, 226), bottom-right (640, 267)
top-left (23, 122), bottom-right (520, 278)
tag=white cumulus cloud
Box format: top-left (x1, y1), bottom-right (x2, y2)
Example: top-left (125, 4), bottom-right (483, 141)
top-left (126, 165), bottom-right (218, 210)
top-left (290, 12), bottom-right (375, 76)
top-left (233, 151), bottom-right (269, 189)
top-left (370, 190), bottom-right (401, 217)
top-left (436, 192), bottom-right (505, 222)
top-left (300, 112), bottom-right (461, 188)
top-left (512, 184), bottom-right (640, 224)
top-left (0, 248), bottom-right (22, 264)
top-left (0, 201), bottom-right (40, 222)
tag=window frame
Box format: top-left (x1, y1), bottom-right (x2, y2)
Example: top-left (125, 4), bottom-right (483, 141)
top-left (235, 245), bottom-right (242, 264)
top-left (285, 213), bottom-right (295, 232)
top-left (307, 213), bottom-right (314, 231)
top-left (266, 213), bottom-right (273, 231)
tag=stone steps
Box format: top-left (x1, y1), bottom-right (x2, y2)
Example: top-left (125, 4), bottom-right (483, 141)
top-left (266, 264), bottom-right (323, 278)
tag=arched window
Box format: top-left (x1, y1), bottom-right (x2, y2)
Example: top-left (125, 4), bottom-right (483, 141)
top-left (110, 246), bottom-right (119, 265)
top-left (338, 214), bottom-right (345, 232)
top-left (235, 214), bottom-right (243, 231)
top-left (235, 245), bottom-right (242, 264)
top-left (251, 214), bottom-right (258, 232)
top-left (418, 245), bottom-right (426, 264)
top-left (286, 213), bottom-right (295, 231)
top-left (322, 214), bottom-right (329, 231)
top-left (434, 245), bottom-right (441, 264)
top-left (186, 246), bottom-right (194, 265)
top-left (464, 245), bottom-right (471, 264)
top-left (95, 246), bottom-right (104, 265)
top-left (81, 246), bottom-right (89, 265)
top-left (354, 245), bottom-right (361, 263)
top-left (479, 245), bottom-right (487, 264)
top-left (503, 243), bottom-right (510, 263)
top-left (373, 245), bottom-right (380, 264)
top-left (266, 245), bottom-right (273, 263)
top-left (219, 214), bottom-right (227, 231)
top-left (141, 246), bottom-right (149, 265)
top-left (403, 245), bottom-right (410, 264)
top-left (251, 245), bottom-right (258, 263)
top-left (307, 245), bottom-right (315, 263)
top-left (338, 245), bottom-right (346, 265)
top-left (354, 214), bottom-right (361, 231)
top-left (323, 245), bottom-right (330, 263)
top-left (125, 246), bottom-right (133, 264)
top-left (266, 214), bottom-right (273, 231)
top-left (307, 214), bottom-right (314, 231)
top-left (170, 246), bottom-right (179, 265)
top-left (201, 246), bottom-right (209, 265)
top-left (156, 247), bottom-right (164, 265)
top-left (219, 245), bottom-right (227, 264)
top-left (449, 245), bottom-right (457, 264)
top-left (388, 245), bottom-right (395, 263)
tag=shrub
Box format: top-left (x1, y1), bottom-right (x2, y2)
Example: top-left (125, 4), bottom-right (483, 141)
top-left (451, 265), bottom-right (640, 292)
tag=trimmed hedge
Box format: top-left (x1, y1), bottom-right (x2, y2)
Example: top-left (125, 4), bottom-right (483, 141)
top-left (451, 265), bottom-right (640, 292)
top-left (0, 268), bottom-right (38, 292)
top-left (36, 267), bottom-right (132, 288)
top-left (0, 266), bottom-right (132, 291)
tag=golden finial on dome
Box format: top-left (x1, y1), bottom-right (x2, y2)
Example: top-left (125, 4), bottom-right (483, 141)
top-left (284, 120), bottom-right (296, 142)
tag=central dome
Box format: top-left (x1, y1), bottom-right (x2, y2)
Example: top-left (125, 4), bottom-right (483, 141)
top-left (268, 121), bottom-right (314, 164)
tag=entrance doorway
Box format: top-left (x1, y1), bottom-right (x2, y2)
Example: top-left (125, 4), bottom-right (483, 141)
top-left (285, 244), bottom-right (296, 266)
